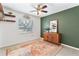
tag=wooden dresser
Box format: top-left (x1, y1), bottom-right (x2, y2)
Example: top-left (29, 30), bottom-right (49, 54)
top-left (43, 32), bottom-right (61, 45)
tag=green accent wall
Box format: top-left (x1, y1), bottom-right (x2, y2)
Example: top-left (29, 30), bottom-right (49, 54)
top-left (41, 6), bottom-right (79, 48)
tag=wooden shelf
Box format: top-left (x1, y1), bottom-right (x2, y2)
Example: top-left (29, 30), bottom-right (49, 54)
top-left (4, 13), bottom-right (16, 17)
top-left (0, 20), bottom-right (16, 22)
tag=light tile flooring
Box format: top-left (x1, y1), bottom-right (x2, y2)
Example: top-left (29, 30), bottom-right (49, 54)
top-left (56, 45), bottom-right (79, 56)
top-left (0, 45), bottom-right (79, 56)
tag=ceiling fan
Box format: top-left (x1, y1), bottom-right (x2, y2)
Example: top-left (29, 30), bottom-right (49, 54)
top-left (31, 4), bottom-right (48, 15)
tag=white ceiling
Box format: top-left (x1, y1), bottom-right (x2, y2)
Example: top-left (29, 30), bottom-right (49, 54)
top-left (2, 3), bottom-right (79, 17)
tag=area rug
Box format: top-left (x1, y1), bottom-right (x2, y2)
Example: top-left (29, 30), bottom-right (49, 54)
top-left (6, 39), bottom-right (62, 56)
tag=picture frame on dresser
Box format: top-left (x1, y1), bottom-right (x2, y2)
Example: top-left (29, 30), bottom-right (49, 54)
top-left (50, 19), bottom-right (58, 33)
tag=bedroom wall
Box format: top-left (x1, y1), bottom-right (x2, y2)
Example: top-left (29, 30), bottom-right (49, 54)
top-left (0, 7), bottom-right (41, 48)
top-left (41, 6), bottom-right (79, 48)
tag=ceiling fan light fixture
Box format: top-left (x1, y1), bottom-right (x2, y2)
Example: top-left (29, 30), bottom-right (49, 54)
top-left (31, 4), bottom-right (48, 15)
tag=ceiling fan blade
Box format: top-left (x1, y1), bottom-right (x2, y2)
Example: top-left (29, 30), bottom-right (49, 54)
top-left (41, 10), bottom-right (48, 13)
top-left (42, 5), bottom-right (47, 9)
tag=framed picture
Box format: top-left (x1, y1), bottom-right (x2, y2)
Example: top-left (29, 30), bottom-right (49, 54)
top-left (18, 15), bottom-right (33, 33)
top-left (50, 20), bottom-right (58, 32)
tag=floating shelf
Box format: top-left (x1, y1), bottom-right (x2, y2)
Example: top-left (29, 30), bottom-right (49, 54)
top-left (0, 20), bottom-right (16, 22)
top-left (4, 13), bottom-right (16, 17)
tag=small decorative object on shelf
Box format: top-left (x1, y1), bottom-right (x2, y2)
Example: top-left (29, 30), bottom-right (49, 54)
top-left (8, 12), bottom-right (13, 15)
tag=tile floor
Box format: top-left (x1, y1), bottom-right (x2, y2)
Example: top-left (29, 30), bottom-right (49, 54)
top-left (56, 45), bottom-right (79, 56)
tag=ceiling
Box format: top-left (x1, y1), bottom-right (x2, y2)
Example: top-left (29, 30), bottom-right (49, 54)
top-left (2, 3), bottom-right (79, 17)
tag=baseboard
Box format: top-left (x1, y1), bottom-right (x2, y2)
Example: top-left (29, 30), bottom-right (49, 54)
top-left (61, 43), bottom-right (79, 51)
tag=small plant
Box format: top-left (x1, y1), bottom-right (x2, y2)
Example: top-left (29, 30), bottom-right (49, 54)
top-left (45, 28), bottom-right (50, 32)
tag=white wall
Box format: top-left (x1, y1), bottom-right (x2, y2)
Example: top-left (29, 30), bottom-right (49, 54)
top-left (0, 7), bottom-right (41, 48)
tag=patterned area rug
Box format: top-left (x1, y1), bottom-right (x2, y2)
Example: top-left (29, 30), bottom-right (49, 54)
top-left (6, 39), bottom-right (62, 56)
